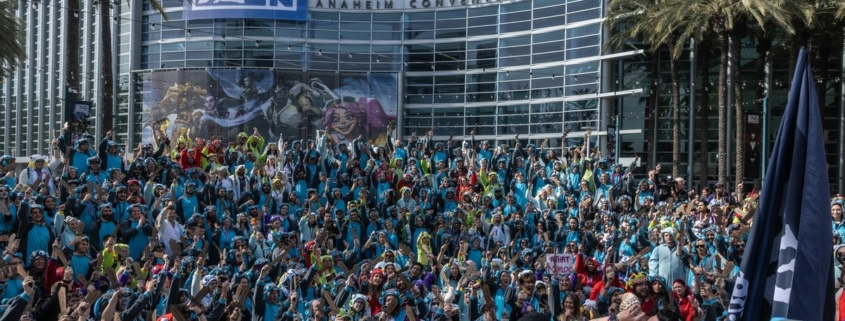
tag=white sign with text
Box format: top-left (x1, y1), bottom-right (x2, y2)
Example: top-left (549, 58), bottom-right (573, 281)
top-left (546, 254), bottom-right (575, 276)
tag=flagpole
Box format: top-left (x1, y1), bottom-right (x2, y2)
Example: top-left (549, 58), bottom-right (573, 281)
top-left (762, 97), bottom-right (768, 178)
top-left (688, 39), bottom-right (696, 191)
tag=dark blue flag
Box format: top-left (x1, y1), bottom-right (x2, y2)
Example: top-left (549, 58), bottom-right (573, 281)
top-left (728, 47), bottom-right (834, 321)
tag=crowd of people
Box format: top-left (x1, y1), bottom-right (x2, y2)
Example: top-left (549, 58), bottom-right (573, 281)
top-left (0, 121), bottom-right (801, 321)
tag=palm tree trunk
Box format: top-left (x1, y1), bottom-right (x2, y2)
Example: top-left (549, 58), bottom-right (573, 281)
top-left (816, 44), bottom-right (831, 108)
top-left (648, 52), bottom-right (659, 166)
top-left (718, 31), bottom-right (729, 185)
top-left (66, 0), bottom-right (80, 122)
top-left (698, 44), bottom-right (711, 187)
top-left (755, 36), bottom-right (771, 108)
top-left (789, 25), bottom-right (808, 81)
top-left (100, 0), bottom-right (114, 131)
top-left (670, 51), bottom-right (681, 179)
top-left (732, 30), bottom-right (745, 190)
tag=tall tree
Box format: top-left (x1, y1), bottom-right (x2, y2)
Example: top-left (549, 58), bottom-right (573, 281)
top-left (606, 0), bottom-right (682, 174)
top-left (697, 37), bottom-right (715, 187)
top-left (0, 1), bottom-right (25, 82)
top-left (66, 0), bottom-right (80, 129)
top-left (99, 0), bottom-right (114, 131)
top-left (605, 0), bottom-right (655, 166)
top-left (732, 19), bottom-right (746, 188)
top-left (659, 0), bottom-right (806, 185)
top-left (100, 1), bottom-right (167, 133)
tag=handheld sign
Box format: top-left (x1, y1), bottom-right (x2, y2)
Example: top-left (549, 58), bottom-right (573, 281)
top-left (545, 253), bottom-right (575, 276)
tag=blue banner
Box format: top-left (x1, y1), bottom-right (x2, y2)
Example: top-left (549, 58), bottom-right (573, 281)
top-left (728, 47), bottom-right (834, 321)
top-left (183, 0), bottom-right (307, 20)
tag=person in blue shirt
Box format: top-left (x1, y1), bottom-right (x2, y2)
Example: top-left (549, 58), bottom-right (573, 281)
top-left (87, 203), bottom-right (118, 252)
top-left (64, 237), bottom-right (95, 283)
top-left (833, 201), bottom-right (845, 244)
top-left (60, 138), bottom-right (97, 174)
top-left (17, 204), bottom-right (56, 267)
top-left (83, 157), bottom-right (107, 186)
top-left (0, 186), bottom-right (18, 235)
top-left (253, 265), bottom-right (283, 321)
top-left (99, 130), bottom-right (125, 173)
top-left (119, 204), bottom-right (154, 260)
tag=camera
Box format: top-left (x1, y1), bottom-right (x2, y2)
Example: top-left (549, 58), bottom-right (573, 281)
top-left (656, 175), bottom-right (675, 195)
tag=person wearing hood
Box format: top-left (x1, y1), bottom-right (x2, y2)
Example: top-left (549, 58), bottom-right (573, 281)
top-left (0, 186), bottom-right (18, 235)
top-left (696, 279), bottom-right (725, 321)
top-left (487, 213), bottom-right (511, 251)
top-left (833, 202), bottom-right (845, 244)
top-left (252, 265), bottom-right (283, 321)
top-left (62, 236), bottom-right (95, 283)
top-left (341, 209), bottom-right (363, 248)
top-left (0, 276), bottom-right (60, 321)
top-left (689, 238), bottom-right (718, 285)
top-left (82, 156), bottom-right (107, 187)
top-left (107, 185), bottom-right (131, 222)
top-left (58, 214), bottom-right (86, 250)
top-left (438, 187), bottom-right (458, 213)
top-left (175, 182), bottom-right (201, 223)
top-left (88, 203), bottom-right (118, 251)
top-left (339, 293), bottom-right (370, 321)
top-left (214, 214), bottom-right (239, 251)
top-left (18, 155), bottom-right (58, 195)
top-left (119, 204), bottom-right (154, 259)
top-left (648, 227), bottom-right (690, 287)
top-left (18, 204), bottom-right (57, 267)
top-left (98, 130), bottom-right (126, 173)
top-left (650, 275), bottom-right (677, 314)
top-left (59, 136), bottom-right (97, 174)
top-left (377, 289), bottom-right (407, 321)
top-left (91, 281), bottom-right (155, 321)
top-left (416, 187), bottom-right (433, 212)
top-left (229, 165), bottom-right (252, 201)
top-left (396, 187), bottom-right (417, 214)
top-left (593, 158), bottom-right (610, 181)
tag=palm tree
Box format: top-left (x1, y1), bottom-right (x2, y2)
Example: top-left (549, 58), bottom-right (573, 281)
top-left (98, 0), bottom-right (114, 131)
top-left (0, 1), bottom-right (25, 82)
top-left (649, 3), bottom-right (701, 180)
top-left (607, 0), bottom-right (805, 184)
top-left (66, 0), bottom-right (80, 123)
top-left (732, 19), bottom-right (746, 188)
top-left (99, 1), bottom-right (167, 132)
top-left (608, 0), bottom-right (709, 179)
top-left (665, 0), bottom-right (806, 185)
top-left (696, 35), bottom-right (715, 186)
top-left (807, 1), bottom-right (845, 106)
top-left (605, 0), bottom-right (680, 175)
top-left (731, 1), bottom-right (811, 187)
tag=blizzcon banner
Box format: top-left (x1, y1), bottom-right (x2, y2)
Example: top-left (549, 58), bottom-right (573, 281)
top-left (140, 69), bottom-right (398, 148)
top-left (183, 0), bottom-right (307, 20)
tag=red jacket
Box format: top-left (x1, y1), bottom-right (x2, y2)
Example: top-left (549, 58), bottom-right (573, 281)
top-left (575, 254), bottom-right (603, 290)
top-left (839, 290), bottom-right (845, 321)
top-left (675, 294), bottom-right (697, 321)
top-left (673, 280), bottom-right (697, 321)
top-left (589, 278), bottom-right (626, 301)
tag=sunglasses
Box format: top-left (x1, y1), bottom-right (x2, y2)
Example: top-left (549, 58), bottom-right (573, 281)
top-left (695, 244), bottom-right (706, 248)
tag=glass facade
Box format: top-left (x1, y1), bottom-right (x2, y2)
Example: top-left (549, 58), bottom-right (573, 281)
top-left (132, 0), bottom-right (638, 153)
top-left (0, 0), bottom-right (68, 157)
